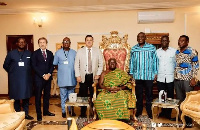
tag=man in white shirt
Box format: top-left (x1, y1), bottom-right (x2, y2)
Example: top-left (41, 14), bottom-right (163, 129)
top-left (156, 35), bottom-right (176, 119)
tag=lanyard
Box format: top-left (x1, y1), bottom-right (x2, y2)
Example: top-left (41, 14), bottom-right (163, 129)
top-left (63, 48), bottom-right (70, 60)
top-left (18, 50), bottom-right (25, 61)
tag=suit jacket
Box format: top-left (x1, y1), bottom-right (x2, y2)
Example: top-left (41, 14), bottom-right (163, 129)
top-left (75, 47), bottom-right (103, 83)
top-left (31, 49), bottom-right (54, 82)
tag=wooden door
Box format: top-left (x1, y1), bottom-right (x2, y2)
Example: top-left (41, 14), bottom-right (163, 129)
top-left (6, 35), bottom-right (34, 53)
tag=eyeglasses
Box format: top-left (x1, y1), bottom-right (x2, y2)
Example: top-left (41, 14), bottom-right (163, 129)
top-left (63, 41), bottom-right (71, 44)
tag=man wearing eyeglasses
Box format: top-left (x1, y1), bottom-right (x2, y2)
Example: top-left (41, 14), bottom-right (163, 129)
top-left (53, 37), bottom-right (77, 118)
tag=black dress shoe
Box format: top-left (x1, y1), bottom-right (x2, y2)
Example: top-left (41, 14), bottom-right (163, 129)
top-left (62, 113), bottom-right (66, 118)
top-left (43, 112), bottom-right (55, 116)
top-left (25, 115), bottom-right (34, 120)
top-left (37, 114), bottom-right (42, 121)
top-left (79, 114), bottom-right (86, 118)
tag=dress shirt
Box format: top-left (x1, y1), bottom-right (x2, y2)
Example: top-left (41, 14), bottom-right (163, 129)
top-left (86, 47), bottom-right (93, 74)
top-left (156, 47), bottom-right (176, 83)
top-left (40, 49), bottom-right (47, 58)
top-left (130, 43), bottom-right (158, 80)
top-left (174, 46), bottom-right (199, 81)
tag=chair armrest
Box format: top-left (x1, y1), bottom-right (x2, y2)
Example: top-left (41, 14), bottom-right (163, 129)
top-left (180, 90), bottom-right (200, 111)
top-left (0, 99), bottom-right (15, 114)
top-left (92, 80), bottom-right (98, 101)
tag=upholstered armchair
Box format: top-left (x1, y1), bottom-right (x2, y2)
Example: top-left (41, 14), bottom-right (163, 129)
top-left (180, 90), bottom-right (200, 129)
top-left (0, 99), bottom-right (25, 130)
top-left (92, 31), bottom-right (136, 120)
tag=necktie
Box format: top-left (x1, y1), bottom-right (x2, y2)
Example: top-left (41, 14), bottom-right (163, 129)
top-left (42, 51), bottom-right (47, 61)
top-left (88, 49), bottom-right (92, 73)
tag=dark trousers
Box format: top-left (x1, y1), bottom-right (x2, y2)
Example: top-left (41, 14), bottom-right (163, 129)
top-left (157, 81), bottom-right (174, 118)
top-left (35, 80), bottom-right (51, 115)
top-left (79, 74), bottom-right (93, 115)
top-left (135, 80), bottom-right (153, 117)
top-left (14, 98), bottom-right (29, 115)
top-left (174, 80), bottom-right (193, 124)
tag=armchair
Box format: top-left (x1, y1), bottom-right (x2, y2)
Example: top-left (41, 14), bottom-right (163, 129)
top-left (0, 99), bottom-right (25, 130)
top-left (180, 90), bottom-right (200, 129)
top-left (93, 31), bottom-right (136, 120)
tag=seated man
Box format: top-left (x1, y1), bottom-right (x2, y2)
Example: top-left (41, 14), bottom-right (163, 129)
top-left (94, 58), bottom-right (136, 120)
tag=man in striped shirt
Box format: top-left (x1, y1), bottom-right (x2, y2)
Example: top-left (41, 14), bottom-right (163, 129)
top-left (130, 32), bottom-right (158, 119)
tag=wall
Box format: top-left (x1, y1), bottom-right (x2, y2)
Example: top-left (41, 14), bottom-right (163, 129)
top-left (0, 6), bottom-right (200, 94)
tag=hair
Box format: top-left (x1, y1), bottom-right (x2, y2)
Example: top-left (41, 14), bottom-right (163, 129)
top-left (85, 35), bottom-right (93, 41)
top-left (108, 58), bottom-right (116, 64)
top-left (137, 32), bottom-right (145, 36)
top-left (161, 35), bottom-right (169, 41)
top-left (17, 37), bottom-right (26, 43)
top-left (180, 35), bottom-right (189, 42)
top-left (38, 37), bottom-right (48, 44)
top-left (62, 37), bottom-right (71, 43)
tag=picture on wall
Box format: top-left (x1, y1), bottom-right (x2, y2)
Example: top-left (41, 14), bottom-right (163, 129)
top-left (77, 42), bottom-right (85, 49)
top-left (56, 43), bottom-right (63, 51)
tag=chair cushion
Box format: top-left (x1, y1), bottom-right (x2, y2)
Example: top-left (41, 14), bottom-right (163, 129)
top-left (0, 112), bottom-right (25, 130)
top-left (103, 48), bottom-right (127, 70)
top-left (185, 101), bottom-right (200, 112)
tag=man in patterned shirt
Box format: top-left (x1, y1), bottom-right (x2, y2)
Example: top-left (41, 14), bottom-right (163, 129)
top-left (173, 35), bottom-right (199, 126)
top-left (130, 32), bottom-right (158, 119)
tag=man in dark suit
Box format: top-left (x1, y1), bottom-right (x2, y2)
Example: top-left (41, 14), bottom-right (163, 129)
top-left (31, 37), bottom-right (55, 121)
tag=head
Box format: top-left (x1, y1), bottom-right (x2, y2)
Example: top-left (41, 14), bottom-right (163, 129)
top-left (38, 37), bottom-right (48, 50)
top-left (137, 32), bottom-right (146, 44)
top-left (178, 35), bottom-right (189, 49)
top-left (161, 35), bottom-right (170, 49)
top-left (85, 35), bottom-right (93, 48)
top-left (16, 37), bottom-right (27, 50)
top-left (62, 37), bottom-right (71, 50)
top-left (108, 58), bottom-right (117, 71)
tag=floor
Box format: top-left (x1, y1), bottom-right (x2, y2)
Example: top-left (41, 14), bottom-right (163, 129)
top-left (1, 96), bottom-right (200, 130)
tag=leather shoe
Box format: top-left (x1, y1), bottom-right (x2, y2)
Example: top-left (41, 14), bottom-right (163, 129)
top-left (62, 113), bottom-right (66, 118)
top-left (43, 112), bottom-right (55, 116)
top-left (25, 115), bottom-right (34, 120)
top-left (37, 114), bottom-right (42, 121)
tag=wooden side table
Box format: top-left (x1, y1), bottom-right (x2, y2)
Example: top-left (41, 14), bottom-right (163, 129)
top-left (151, 98), bottom-right (180, 128)
top-left (65, 101), bottom-right (90, 120)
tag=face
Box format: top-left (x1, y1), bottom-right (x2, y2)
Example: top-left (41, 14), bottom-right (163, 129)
top-left (137, 33), bottom-right (146, 44)
top-left (63, 38), bottom-right (71, 49)
top-left (85, 37), bottom-right (93, 48)
top-left (108, 59), bottom-right (117, 70)
top-left (38, 39), bottom-right (47, 50)
top-left (178, 37), bottom-right (188, 49)
top-left (161, 37), bottom-right (169, 48)
top-left (16, 39), bottom-right (26, 50)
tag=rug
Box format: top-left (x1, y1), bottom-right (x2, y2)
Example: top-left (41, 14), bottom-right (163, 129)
top-left (26, 115), bottom-right (154, 130)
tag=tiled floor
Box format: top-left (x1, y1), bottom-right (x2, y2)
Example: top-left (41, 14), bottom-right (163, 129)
top-left (1, 96), bottom-right (200, 129)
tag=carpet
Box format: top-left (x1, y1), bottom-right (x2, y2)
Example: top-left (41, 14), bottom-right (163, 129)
top-left (26, 115), bottom-right (154, 130)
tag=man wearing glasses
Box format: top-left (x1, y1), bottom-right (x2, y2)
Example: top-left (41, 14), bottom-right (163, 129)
top-left (53, 37), bottom-right (77, 118)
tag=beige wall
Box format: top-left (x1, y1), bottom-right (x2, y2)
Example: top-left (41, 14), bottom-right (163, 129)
top-left (1, 6), bottom-right (200, 94)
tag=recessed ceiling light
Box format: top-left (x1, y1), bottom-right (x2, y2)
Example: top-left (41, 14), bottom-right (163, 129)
top-left (0, 2), bottom-right (7, 6)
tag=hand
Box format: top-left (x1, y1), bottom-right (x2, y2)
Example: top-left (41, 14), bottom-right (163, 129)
top-left (94, 75), bottom-right (100, 80)
top-left (190, 78), bottom-right (196, 86)
top-left (43, 74), bottom-right (46, 80)
top-left (45, 73), bottom-right (51, 80)
top-left (154, 75), bottom-right (157, 83)
top-left (77, 76), bottom-right (82, 82)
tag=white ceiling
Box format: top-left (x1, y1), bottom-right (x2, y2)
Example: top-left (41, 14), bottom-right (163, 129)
top-left (0, 0), bottom-right (200, 14)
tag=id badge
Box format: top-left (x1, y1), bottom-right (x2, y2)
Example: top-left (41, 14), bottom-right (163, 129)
top-left (18, 62), bottom-right (24, 66)
top-left (64, 61), bottom-right (68, 64)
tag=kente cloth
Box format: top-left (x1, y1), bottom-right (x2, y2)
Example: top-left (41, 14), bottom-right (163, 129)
top-left (94, 68), bottom-right (136, 120)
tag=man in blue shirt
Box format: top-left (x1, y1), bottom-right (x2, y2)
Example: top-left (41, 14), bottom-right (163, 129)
top-left (156, 35), bottom-right (176, 119)
top-left (130, 32), bottom-right (158, 119)
top-left (53, 37), bottom-right (77, 118)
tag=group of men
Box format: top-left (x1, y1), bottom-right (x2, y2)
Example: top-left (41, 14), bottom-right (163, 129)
top-left (3, 32), bottom-right (199, 127)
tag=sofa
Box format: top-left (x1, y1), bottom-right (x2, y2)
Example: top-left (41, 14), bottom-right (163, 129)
top-left (0, 99), bottom-right (25, 130)
top-left (180, 90), bottom-right (200, 129)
